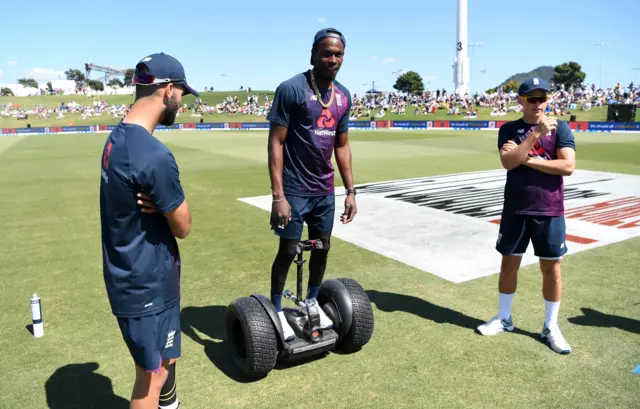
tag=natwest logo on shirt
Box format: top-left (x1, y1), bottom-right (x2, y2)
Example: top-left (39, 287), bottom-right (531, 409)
top-left (529, 140), bottom-right (547, 158)
top-left (315, 129), bottom-right (336, 136)
top-left (317, 108), bottom-right (336, 129)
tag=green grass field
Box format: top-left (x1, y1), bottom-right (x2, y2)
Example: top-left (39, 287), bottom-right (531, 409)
top-left (1, 129), bottom-right (639, 409)
top-left (0, 91), bottom-right (610, 128)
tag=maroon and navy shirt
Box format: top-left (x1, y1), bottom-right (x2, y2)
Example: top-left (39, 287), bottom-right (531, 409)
top-left (498, 118), bottom-right (576, 216)
top-left (267, 70), bottom-right (351, 197)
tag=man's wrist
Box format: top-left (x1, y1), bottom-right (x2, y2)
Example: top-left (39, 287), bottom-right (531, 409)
top-left (345, 187), bottom-right (356, 196)
top-left (272, 189), bottom-right (285, 200)
top-left (527, 131), bottom-right (540, 142)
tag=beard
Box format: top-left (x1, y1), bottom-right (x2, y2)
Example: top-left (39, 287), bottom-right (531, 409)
top-left (160, 94), bottom-right (179, 126)
top-left (321, 72), bottom-right (336, 82)
top-left (318, 65), bottom-right (338, 82)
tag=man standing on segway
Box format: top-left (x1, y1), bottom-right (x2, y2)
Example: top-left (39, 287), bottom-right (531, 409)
top-left (267, 28), bottom-right (357, 341)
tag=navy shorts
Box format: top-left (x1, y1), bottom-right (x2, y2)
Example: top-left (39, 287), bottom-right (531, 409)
top-left (496, 212), bottom-right (568, 259)
top-left (272, 194), bottom-right (335, 240)
top-left (116, 303), bottom-right (181, 372)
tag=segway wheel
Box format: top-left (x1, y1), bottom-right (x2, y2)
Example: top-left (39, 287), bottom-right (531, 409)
top-left (322, 278), bottom-right (374, 353)
top-left (226, 297), bottom-right (278, 380)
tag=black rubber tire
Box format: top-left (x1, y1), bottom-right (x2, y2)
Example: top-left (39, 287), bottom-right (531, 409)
top-left (334, 278), bottom-right (375, 353)
top-left (226, 297), bottom-right (278, 380)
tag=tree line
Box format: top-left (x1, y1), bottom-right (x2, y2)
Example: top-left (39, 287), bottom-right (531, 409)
top-left (391, 61), bottom-right (587, 96)
top-left (1, 68), bottom-right (136, 95)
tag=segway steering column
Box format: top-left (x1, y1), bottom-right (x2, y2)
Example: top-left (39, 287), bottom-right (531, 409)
top-left (283, 239), bottom-right (325, 342)
top-left (283, 239), bottom-right (324, 306)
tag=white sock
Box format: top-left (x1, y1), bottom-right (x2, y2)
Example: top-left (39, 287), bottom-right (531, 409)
top-left (278, 311), bottom-right (287, 323)
top-left (498, 292), bottom-right (515, 320)
top-left (545, 300), bottom-right (560, 329)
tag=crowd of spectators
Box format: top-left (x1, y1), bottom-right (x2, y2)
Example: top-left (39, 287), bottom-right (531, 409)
top-left (349, 81), bottom-right (638, 120)
top-left (0, 93), bottom-right (271, 123)
top-left (186, 94), bottom-right (271, 117)
top-left (1, 99), bottom-right (131, 122)
top-left (1, 82), bottom-right (637, 124)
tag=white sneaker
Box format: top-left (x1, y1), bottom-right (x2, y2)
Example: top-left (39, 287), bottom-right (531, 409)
top-left (541, 325), bottom-right (571, 354)
top-left (278, 311), bottom-right (296, 341)
top-left (476, 315), bottom-right (515, 336)
top-left (316, 304), bottom-right (333, 329)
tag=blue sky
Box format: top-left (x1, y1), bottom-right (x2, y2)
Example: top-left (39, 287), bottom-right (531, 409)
top-left (2, 0), bottom-right (638, 96)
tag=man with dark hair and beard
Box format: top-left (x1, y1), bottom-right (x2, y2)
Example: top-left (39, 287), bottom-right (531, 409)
top-left (267, 28), bottom-right (356, 340)
top-left (99, 53), bottom-right (197, 409)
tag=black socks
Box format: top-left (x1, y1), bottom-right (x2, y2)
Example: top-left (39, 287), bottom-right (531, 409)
top-left (159, 362), bottom-right (178, 408)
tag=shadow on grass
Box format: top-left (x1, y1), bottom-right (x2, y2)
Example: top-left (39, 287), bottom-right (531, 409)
top-left (45, 362), bottom-right (129, 409)
top-left (181, 305), bottom-right (253, 383)
top-left (366, 289), bottom-right (544, 344)
top-left (568, 307), bottom-right (640, 335)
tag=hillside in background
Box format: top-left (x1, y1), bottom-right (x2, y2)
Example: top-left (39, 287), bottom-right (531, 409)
top-left (496, 65), bottom-right (554, 89)
top-left (0, 90), bottom-right (275, 108)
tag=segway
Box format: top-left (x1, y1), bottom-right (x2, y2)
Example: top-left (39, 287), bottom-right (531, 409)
top-left (226, 239), bottom-right (374, 381)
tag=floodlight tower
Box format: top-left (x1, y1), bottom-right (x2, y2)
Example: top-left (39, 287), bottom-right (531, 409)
top-left (452, 0), bottom-right (470, 96)
top-left (85, 63), bottom-right (127, 84)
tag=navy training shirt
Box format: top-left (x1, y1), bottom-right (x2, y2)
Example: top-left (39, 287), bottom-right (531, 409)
top-left (498, 118), bottom-right (576, 216)
top-left (100, 122), bottom-right (185, 318)
top-left (267, 70), bottom-right (352, 196)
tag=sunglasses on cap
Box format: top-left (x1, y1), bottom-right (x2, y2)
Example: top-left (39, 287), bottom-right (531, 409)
top-left (523, 95), bottom-right (548, 104)
top-left (132, 73), bottom-right (184, 86)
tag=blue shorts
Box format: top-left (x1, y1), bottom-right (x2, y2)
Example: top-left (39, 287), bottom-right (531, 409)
top-left (272, 194), bottom-right (335, 240)
top-left (116, 303), bottom-right (181, 372)
top-left (496, 212), bottom-right (568, 259)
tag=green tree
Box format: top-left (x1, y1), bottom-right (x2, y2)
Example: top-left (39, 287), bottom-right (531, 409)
top-left (393, 71), bottom-right (424, 94)
top-left (65, 69), bottom-right (86, 87)
top-left (1, 87), bottom-right (13, 96)
top-left (552, 62), bottom-right (586, 89)
top-left (87, 80), bottom-right (104, 91)
top-left (17, 78), bottom-right (38, 88)
top-left (123, 69), bottom-right (136, 86)
top-left (46, 81), bottom-right (54, 94)
top-left (107, 78), bottom-right (124, 88)
top-left (502, 79), bottom-right (520, 93)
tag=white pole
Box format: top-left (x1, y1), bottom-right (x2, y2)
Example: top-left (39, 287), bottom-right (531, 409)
top-left (595, 42), bottom-right (608, 89)
top-left (454, 0), bottom-right (469, 96)
top-left (468, 42), bottom-right (483, 96)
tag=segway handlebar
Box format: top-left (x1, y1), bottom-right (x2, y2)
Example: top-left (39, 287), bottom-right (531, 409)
top-left (296, 239), bottom-right (323, 253)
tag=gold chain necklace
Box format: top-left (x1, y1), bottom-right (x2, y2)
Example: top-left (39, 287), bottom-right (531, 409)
top-left (310, 70), bottom-right (334, 109)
